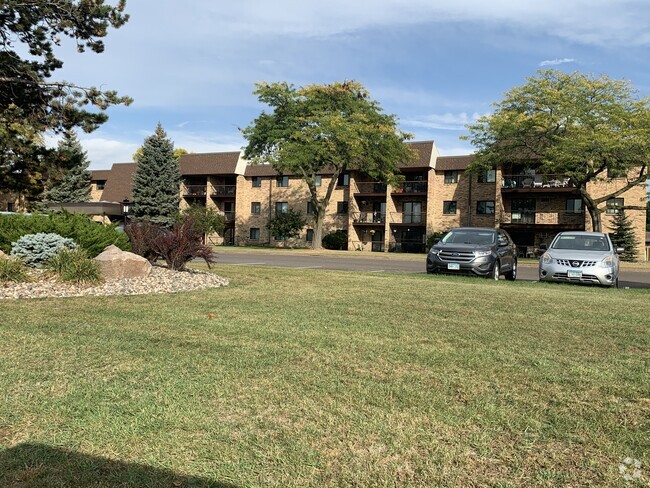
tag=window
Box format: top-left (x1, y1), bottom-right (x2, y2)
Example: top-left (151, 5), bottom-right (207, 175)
top-left (307, 201), bottom-right (313, 215)
top-left (275, 201), bottom-right (288, 214)
top-left (315, 175), bottom-right (322, 187)
top-left (444, 170), bottom-right (459, 184)
top-left (606, 198), bottom-right (624, 215)
top-left (476, 200), bottom-right (495, 215)
top-left (6, 202), bottom-right (14, 212)
top-left (249, 228), bottom-right (260, 240)
top-left (566, 198), bottom-right (582, 214)
top-left (95, 180), bottom-right (106, 190)
top-left (337, 201), bottom-right (348, 214)
top-left (443, 201), bottom-right (457, 214)
top-left (274, 235), bottom-right (285, 241)
top-left (306, 229), bottom-right (314, 242)
top-left (251, 202), bottom-right (261, 214)
top-left (478, 170), bottom-right (496, 183)
top-left (337, 173), bottom-right (349, 187)
top-left (252, 176), bottom-right (262, 188)
top-left (276, 175), bottom-right (289, 187)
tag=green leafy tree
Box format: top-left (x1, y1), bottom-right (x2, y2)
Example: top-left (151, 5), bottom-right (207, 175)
top-left (0, 1), bottom-right (132, 197)
top-left (131, 124), bottom-right (182, 227)
top-left (182, 205), bottom-right (226, 236)
top-left (268, 208), bottom-right (307, 241)
top-left (43, 131), bottom-right (91, 203)
top-left (465, 70), bottom-right (649, 232)
top-left (608, 211), bottom-right (639, 261)
top-left (243, 81), bottom-right (416, 249)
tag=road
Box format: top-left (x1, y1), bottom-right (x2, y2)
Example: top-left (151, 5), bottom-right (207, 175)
top-left (213, 249), bottom-right (650, 289)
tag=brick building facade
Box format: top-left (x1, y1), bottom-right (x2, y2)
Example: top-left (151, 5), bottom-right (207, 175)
top-left (85, 140), bottom-right (647, 259)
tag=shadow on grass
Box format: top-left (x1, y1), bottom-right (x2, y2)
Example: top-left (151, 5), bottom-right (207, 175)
top-left (0, 443), bottom-right (237, 487)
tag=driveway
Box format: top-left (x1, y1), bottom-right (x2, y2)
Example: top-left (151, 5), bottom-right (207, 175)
top-left (213, 248), bottom-right (650, 289)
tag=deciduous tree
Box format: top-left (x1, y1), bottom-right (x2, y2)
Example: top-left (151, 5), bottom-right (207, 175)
top-left (243, 81), bottom-right (415, 249)
top-left (465, 70), bottom-right (649, 232)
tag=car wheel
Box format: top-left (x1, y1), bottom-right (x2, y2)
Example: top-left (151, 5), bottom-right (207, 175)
top-left (505, 260), bottom-right (517, 281)
top-left (491, 261), bottom-right (500, 280)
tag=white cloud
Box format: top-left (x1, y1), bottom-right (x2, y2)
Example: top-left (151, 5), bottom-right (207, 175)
top-left (539, 58), bottom-right (576, 67)
top-left (79, 136), bottom-right (140, 169)
top-left (403, 112), bottom-right (487, 131)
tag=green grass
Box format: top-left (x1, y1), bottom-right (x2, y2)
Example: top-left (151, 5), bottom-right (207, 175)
top-left (0, 266), bottom-right (648, 487)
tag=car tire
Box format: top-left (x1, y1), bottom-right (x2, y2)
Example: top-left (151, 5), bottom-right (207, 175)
top-left (505, 260), bottom-right (517, 281)
top-left (491, 261), bottom-right (500, 280)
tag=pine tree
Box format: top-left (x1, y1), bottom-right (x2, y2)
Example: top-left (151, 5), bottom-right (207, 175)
top-left (43, 131), bottom-right (91, 203)
top-left (609, 211), bottom-right (638, 262)
top-left (131, 123), bottom-right (181, 227)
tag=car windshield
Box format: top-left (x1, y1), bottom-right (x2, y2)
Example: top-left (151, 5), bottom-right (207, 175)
top-left (442, 230), bottom-right (495, 245)
top-left (552, 235), bottom-right (610, 251)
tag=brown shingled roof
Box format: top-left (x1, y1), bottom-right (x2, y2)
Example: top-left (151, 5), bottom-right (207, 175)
top-left (90, 170), bottom-right (112, 181)
top-left (100, 163), bottom-right (136, 202)
top-left (243, 141), bottom-right (437, 176)
top-left (179, 152), bottom-right (240, 175)
top-left (436, 155), bottom-right (474, 171)
top-left (397, 141), bottom-right (435, 169)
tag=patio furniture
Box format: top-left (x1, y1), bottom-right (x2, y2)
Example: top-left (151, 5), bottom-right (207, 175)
top-left (522, 178), bottom-right (533, 188)
top-left (533, 175), bottom-right (544, 188)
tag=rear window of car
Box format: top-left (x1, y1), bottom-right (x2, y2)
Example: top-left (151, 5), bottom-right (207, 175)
top-left (552, 235), bottom-right (610, 251)
top-left (442, 231), bottom-right (495, 245)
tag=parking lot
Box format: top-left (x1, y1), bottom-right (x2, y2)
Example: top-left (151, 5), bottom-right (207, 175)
top-left (214, 248), bottom-right (650, 288)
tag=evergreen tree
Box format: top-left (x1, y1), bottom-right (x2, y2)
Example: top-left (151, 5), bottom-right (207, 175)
top-left (609, 211), bottom-right (638, 262)
top-left (131, 124), bottom-right (181, 226)
top-left (43, 131), bottom-right (91, 203)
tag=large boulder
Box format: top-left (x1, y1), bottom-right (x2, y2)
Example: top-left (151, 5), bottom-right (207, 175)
top-left (94, 245), bottom-right (152, 280)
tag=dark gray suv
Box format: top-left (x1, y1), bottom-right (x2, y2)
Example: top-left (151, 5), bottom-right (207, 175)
top-left (426, 227), bottom-right (517, 280)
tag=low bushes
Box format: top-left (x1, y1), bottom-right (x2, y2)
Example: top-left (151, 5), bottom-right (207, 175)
top-left (45, 248), bottom-right (102, 284)
top-left (126, 216), bottom-right (215, 271)
top-left (0, 212), bottom-right (129, 257)
top-left (0, 256), bottom-right (30, 282)
top-left (322, 230), bottom-right (348, 250)
top-left (10, 233), bottom-right (77, 267)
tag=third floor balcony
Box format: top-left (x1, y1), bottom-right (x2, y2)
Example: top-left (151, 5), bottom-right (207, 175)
top-left (391, 180), bottom-right (428, 195)
top-left (501, 174), bottom-right (576, 191)
top-left (211, 185), bottom-right (236, 198)
top-left (182, 184), bottom-right (207, 197)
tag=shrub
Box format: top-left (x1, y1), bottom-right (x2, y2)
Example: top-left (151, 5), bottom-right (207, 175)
top-left (322, 230), bottom-right (348, 250)
top-left (268, 209), bottom-right (307, 240)
top-left (426, 231), bottom-right (447, 249)
top-left (126, 216), bottom-right (215, 271)
top-left (182, 205), bottom-right (226, 236)
top-left (0, 256), bottom-right (30, 282)
top-left (46, 248), bottom-right (102, 284)
top-left (124, 220), bottom-right (160, 263)
top-left (0, 212), bottom-right (129, 256)
top-left (10, 233), bottom-right (77, 267)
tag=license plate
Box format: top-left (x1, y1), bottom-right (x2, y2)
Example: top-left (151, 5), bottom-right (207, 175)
top-left (447, 263), bottom-right (460, 270)
top-left (567, 269), bottom-right (582, 278)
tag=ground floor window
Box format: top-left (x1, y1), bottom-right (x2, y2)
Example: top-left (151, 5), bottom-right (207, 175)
top-left (306, 229), bottom-right (314, 242)
top-left (565, 198), bottom-right (582, 214)
top-left (606, 198), bottom-right (624, 215)
top-left (476, 200), bottom-right (495, 215)
top-left (443, 201), bottom-right (457, 214)
top-left (250, 228), bottom-right (260, 240)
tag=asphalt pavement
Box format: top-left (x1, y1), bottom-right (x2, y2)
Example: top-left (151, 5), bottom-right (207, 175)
top-left (213, 249), bottom-right (650, 289)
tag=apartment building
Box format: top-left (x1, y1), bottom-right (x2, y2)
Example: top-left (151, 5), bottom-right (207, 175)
top-left (85, 140), bottom-right (647, 259)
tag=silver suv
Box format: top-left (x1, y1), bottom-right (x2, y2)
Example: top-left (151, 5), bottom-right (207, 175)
top-left (539, 231), bottom-right (622, 287)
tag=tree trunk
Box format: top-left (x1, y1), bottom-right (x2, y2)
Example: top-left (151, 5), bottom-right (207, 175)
top-left (311, 209), bottom-right (325, 250)
top-left (581, 188), bottom-right (602, 232)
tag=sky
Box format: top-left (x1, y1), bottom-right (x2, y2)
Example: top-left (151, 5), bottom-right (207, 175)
top-left (50, 0), bottom-right (650, 170)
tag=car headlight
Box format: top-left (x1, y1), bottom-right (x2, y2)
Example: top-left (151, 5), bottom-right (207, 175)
top-left (541, 252), bottom-right (553, 264)
top-left (429, 249), bottom-right (441, 256)
top-left (473, 250), bottom-right (492, 257)
top-left (599, 255), bottom-right (614, 268)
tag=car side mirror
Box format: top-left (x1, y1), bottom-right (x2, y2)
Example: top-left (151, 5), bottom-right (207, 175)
top-left (539, 243), bottom-right (547, 251)
top-left (616, 247), bottom-right (624, 254)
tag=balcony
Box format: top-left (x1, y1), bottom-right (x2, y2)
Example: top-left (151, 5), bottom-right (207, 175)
top-left (211, 185), bottom-right (236, 198)
top-left (501, 211), bottom-right (585, 226)
top-left (222, 211), bottom-right (235, 222)
top-left (391, 181), bottom-right (428, 195)
top-left (183, 185), bottom-right (207, 197)
top-left (353, 182), bottom-right (387, 195)
top-left (352, 211), bottom-right (386, 225)
top-left (389, 212), bottom-right (426, 225)
top-left (501, 174), bottom-right (576, 191)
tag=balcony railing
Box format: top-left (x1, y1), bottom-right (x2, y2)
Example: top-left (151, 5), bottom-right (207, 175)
top-left (211, 185), bottom-right (236, 197)
top-left (350, 241), bottom-right (385, 252)
top-left (183, 185), bottom-right (207, 196)
top-left (392, 181), bottom-right (428, 194)
top-left (354, 182), bottom-right (387, 194)
top-left (501, 174), bottom-right (575, 189)
top-left (222, 211), bottom-right (235, 222)
top-left (352, 211), bottom-right (386, 224)
top-left (390, 241), bottom-right (427, 253)
top-left (501, 211), bottom-right (585, 225)
top-left (389, 212), bottom-right (426, 225)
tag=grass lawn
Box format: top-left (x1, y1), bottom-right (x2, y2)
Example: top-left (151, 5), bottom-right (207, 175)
top-left (0, 266), bottom-right (648, 487)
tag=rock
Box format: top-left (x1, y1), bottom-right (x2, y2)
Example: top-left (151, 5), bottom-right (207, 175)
top-left (94, 245), bottom-right (152, 281)
top-left (0, 249), bottom-right (7, 259)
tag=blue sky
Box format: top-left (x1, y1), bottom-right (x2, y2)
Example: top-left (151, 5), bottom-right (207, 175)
top-left (51, 0), bottom-right (650, 169)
